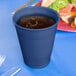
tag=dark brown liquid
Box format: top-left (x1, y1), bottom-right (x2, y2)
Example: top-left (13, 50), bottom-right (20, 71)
top-left (17, 15), bottom-right (55, 29)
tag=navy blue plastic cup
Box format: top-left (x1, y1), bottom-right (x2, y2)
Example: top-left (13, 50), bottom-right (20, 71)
top-left (13, 6), bottom-right (60, 68)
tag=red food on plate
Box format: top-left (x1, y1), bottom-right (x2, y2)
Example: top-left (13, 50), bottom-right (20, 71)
top-left (34, 0), bottom-right (76, 32)
top-left (58, 19), bottom-right (76, 32)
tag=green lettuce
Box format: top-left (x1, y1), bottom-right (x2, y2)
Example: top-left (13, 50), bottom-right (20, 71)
top-left (49, 0), bottom-right (68, 12)
top-left (68, 0), bottom-right (75, 3)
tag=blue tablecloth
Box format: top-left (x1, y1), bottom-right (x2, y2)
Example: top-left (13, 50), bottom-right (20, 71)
top-left (0, 0), bottom-right (76, 76)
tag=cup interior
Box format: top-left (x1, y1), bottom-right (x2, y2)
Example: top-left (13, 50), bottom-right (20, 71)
top-left (13, 6), bottom-right (60, 29)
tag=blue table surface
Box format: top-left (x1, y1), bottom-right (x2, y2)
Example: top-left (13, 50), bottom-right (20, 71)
top-left (0, 0), bottom-right (76, 76)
